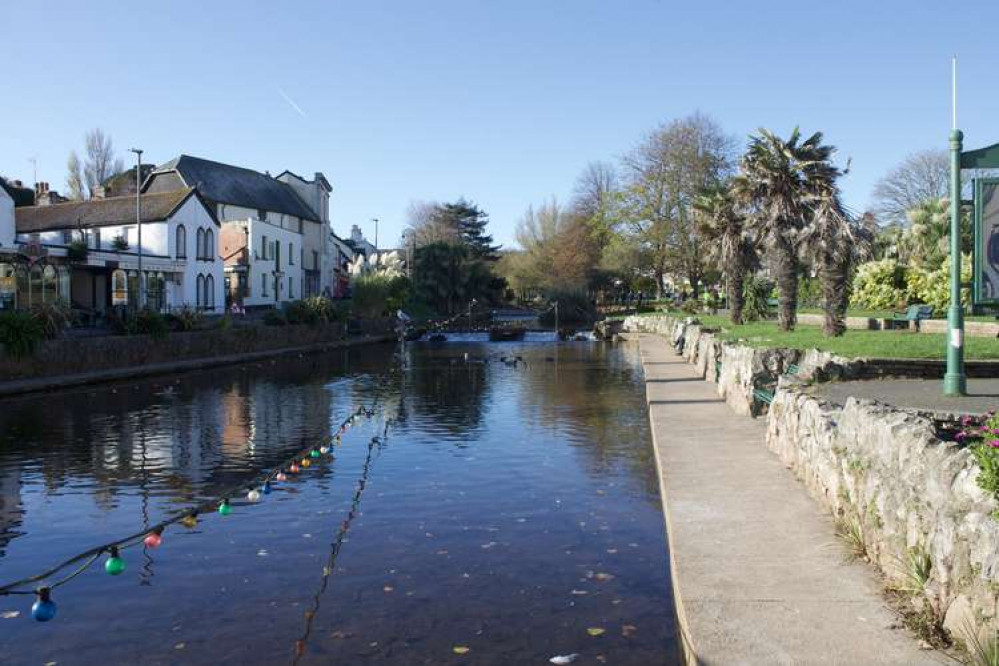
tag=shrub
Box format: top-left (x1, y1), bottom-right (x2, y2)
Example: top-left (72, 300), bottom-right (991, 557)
top-left (263, 309), bottom-right (287, 326)
top-left (957, 412), bottom-right (999, 518)
top-left (285, 296), bottom-right (338, 326)
top-left (111, 236), bottom-right (129, 251)
top-left (109, 307), bottom-right (169, 339)
top-left (0, 310), bottom-right (45, 358)
top-left (133, 308), bottom-right (169, 340)
top-left (742, 275), bottom-right (771, 322)
top-left (66, 240), bottom-right (88, 263)
top-left (850, 259), bottom-right (908, 311)
top-left (170, 305), bottom-right (204, 332)
top-left (30, 302), bottom-right (74, 339)
top-left (352, 275), bottom-right (410, 319)
top-left (798, 277), bottom-right (822, 308)
top-left (905, 253), bottom-right (972, 313)
top-left (679, 298), bottom-right (701, 315)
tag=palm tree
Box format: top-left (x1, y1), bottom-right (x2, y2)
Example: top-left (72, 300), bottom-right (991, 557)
top-left (693, 184), bottom-right (755, 325)
top-left (799, 184), bottom-right (870, 336)
top-left (733, 128), bottom-right (836, 331)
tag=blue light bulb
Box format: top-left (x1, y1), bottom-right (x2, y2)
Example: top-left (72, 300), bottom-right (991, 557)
top-left (262, 481), bottom-right (272, 495)
top-left (31, 588), bottom-right (57, 622)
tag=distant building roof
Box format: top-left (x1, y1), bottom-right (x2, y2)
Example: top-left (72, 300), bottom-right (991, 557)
top-left (0, 179), bottom-right (35, 207)
top-left (15, 188), bottom-right (213, 234)
top-left (150, 155), bottom-right (318, 221)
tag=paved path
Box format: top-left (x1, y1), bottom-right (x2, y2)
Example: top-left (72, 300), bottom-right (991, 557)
top-left (632, 333), bottom-right (947, 665)
top-left (813, 378), bottom-right (999, 416)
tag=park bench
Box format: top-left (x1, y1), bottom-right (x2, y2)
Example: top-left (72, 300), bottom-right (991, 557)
top-left (891, 304), bottom-right (933, 331)
top-left (753, 364), bottom-right (802, 406)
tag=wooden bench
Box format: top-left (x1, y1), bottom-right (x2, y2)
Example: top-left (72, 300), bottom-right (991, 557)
top-left (891, 304), bottom-right (933, 331)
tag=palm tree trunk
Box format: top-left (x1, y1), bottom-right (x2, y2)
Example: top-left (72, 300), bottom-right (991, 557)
top-left (819, 254), bottom-right (849, 337)
top-left (775, 243), bottom-right (798, 331)
top-left (729, 260), bottom-right (745, 325)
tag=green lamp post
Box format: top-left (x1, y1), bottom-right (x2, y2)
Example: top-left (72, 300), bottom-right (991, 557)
top-left (944, 128), bottom-right (967, 396)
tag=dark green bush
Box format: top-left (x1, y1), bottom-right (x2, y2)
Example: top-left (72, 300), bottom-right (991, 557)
top-left (285, 296), bottom-right (338, 325)
top-left (0, 310), bottom-right (45, 358)
top-left (30, 302), bottom-right (74, 339)
top-left (742, 275), bottom-right (772, 322)
top-left (109, 307), bottom-right (169, 339)
top-left (168, 305), bottom-right (204, 332)
top-left (263, 309), bottom-right (287, 326)
top-left (66, 240), bottom-right (88, 263)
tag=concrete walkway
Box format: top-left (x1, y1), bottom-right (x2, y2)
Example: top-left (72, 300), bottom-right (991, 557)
top-left (632, 333), bottom-right (947, 665)
top-left (813, 377), bottom-right (999, 416)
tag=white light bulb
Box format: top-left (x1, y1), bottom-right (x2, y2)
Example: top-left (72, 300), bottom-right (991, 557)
top-left (247, 489), bottom-right (262, 502)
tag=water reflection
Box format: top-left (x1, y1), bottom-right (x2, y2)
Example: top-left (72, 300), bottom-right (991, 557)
top-left (0, 340), bottom-right (676, 665)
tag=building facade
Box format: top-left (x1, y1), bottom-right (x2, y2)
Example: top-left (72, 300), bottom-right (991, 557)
top-left (146, 155), bottom-right (332, 309)
top-left (10, 188), bottom-right (223, 314)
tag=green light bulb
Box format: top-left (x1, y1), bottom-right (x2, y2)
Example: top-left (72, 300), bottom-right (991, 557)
top-left (218, 500), bottom-right (232, 516)
top-left (105, 547), bottom-right (125, 576)
top-left (309, 449), bottom-right (321, 458)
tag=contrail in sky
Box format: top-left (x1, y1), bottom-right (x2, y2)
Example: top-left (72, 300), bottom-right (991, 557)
top-left (278, 87), bottom-right (307, 117)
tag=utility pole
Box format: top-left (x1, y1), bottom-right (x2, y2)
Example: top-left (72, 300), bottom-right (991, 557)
top-left (944, 57), bottom-right (966, 396)
top-left (130, 148), bottom-right (144, 309)
top-left (555, 301), bottom-right (559, 338)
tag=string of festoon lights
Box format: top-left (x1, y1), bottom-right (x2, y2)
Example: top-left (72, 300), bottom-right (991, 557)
top-left (293, 418), bottom-right (389, 663)
top-left (0, 405), bottom-right (378, 622)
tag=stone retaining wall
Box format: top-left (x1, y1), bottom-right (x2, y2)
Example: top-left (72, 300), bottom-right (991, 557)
top-left (623, 313), bottom-right (999, 645)
top-left (0, 319), bottom-right (392, 380)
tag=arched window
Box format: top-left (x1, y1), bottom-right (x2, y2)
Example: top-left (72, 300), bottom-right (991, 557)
top-left (205, 274), bottom-right (215, 310)
top-left (196, 274), bottom-right (205, 308)
top-left (176, 225), bottom-right (187, 258)
top-left (196, 228), bottom-right (205, 260)
top-left (204, 229), bottom-right (214, 261)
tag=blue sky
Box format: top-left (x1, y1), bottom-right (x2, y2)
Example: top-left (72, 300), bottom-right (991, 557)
top-left (2, 1), bottom-right (998, 248)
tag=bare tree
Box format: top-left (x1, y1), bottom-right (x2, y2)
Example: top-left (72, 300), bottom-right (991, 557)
top-left (404, 200), bottom-right (460, 247)
top-left (81, 128), bottom-right (124, 198)
top-left (513, 198), bottom-right (598, 292)
top-left (570, 161), bottom-right (618, 250)
top-left (872, 149), bottom-right (949, 226)
top-left (618, 112), bottom-right (736, 296)
top-left (66, 151), bottom-right (85, 200)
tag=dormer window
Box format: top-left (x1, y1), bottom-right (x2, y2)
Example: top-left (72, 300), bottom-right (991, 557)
top-left (258, 209), bottom-right (268, 222)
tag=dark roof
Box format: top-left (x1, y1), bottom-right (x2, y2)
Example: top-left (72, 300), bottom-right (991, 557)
top-left (150, 155), bottom-right (319, 221)
top-left (276, 169), bottom-right (331, 192)
top-left (15, 189), bottom-right (212, 234)
top-left (0, 179), bottom-right (35, 207)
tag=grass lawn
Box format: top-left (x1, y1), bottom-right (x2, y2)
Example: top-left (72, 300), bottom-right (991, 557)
top-left (798, 306), bottom-right (998, 323)
top-left (689, 315), bottom-right (999, 360)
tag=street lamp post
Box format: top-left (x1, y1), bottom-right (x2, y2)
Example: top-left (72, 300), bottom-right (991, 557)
top-left (944, 128), bottom-right (967, 396)
top-left (129, 148), bottom-right (144, 309)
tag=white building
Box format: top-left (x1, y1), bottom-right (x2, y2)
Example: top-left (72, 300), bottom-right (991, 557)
top-left (146, 156), bottom-right (333, 309)
top-left (276, 170), bottom-right (333, 297)
top-left (0, 185), bottom-right (14, 250)
top-left (12, 188), bottom-right (223, 313)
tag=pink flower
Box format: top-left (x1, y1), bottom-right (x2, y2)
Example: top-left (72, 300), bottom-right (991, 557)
top-left (989, 440), bottom-right (999, 449)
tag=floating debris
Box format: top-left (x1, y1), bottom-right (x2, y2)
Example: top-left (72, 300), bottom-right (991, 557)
top-left (453, 645), bottom-right (470, 655)
top-left (550, 654), bottom-right (579, 665)
top-left (587, 627), bottom-right (606, 637)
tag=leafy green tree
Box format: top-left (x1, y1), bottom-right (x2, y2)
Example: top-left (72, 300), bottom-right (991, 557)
top-left (734, 127), bottom-right (836, 331)
top-left (413, 242), bottom-right (495, 314)
top-left (693, 183), bottom-right (755, 324)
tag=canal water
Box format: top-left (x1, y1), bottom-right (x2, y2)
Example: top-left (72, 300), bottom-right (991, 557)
top-left (0, 338), bottom-right (677, 665)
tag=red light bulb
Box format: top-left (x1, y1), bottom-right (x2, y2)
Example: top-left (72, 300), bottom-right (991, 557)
top-left (143, 528), bottom-right (163, 548)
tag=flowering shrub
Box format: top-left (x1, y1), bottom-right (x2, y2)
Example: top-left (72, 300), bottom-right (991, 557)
top-left (849, 259), bottom-right (908, 310)
top-left (905, 253), bottom-right (971, 313)
top-left (957, 411), bottom-right (999, 516)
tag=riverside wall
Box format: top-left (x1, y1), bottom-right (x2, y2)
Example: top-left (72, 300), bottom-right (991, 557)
top-left (0, 319), bottom-right (394, 392)
top-left (623, 314), bottom-right (999, 646)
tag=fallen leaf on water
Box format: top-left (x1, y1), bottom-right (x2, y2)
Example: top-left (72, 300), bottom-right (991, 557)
top-left (481, 541), bottom-right (498, 549)
top-left (622, 624), bottom-right (638, 637)
top-left (594, 572), bottom-right (615, 582)
top-left (606, 548), bottom-right (618, 554)
top-left (587, 627), bottom-right (606, 637)
top-left (174, 643), bottom-right (186, 650)
top-left (549, 654), bottom-right (579, 665)
top-left (331, 631), bottom-right (353, 639)
top-left (570, 589), bottom-right (588, 596)
top-left (1, 611), bottom-right (19, 619)
top-left (436, 549), bottom-right (449, 555)
top-left (453, 645), bottom-right (470, 655)
top-left (383, 585), bottom-right (395, 593)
